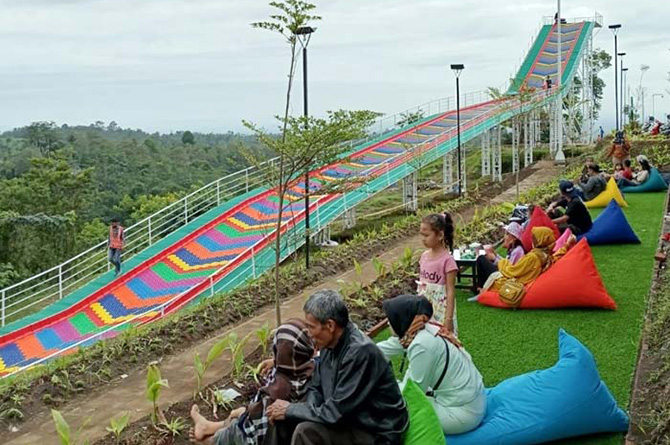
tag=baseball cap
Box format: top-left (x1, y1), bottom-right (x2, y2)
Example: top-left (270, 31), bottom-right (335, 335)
top-left (559, 180), bottom-right (579, 198)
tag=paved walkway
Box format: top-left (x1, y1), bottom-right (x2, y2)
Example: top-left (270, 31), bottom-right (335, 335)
top-left (4, 162), bottom-right (564, 444)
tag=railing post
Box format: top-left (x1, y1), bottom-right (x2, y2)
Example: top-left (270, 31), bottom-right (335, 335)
top-left (216, 180), bottom-right (221, 206)
top-left (245, 170), bottom-right (250, 194)
top-left (251, 247), bottom-right (257, 278)
top-left (58, 265), bottom-right (63, 300)
top-left (184, 198), bottom-right (189, 224)
top-left (1, 290), bottom-right (5, 327)
top-left (210, 276), bottom-right (215, 297)
top-left (148, 218), bottom-right (153, 245)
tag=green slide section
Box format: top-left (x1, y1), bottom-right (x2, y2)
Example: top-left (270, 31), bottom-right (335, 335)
top-left (507, 24), bottom-right (552, 95)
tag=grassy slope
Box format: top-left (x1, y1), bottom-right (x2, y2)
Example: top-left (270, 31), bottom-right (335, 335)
top-left (376, 192), bottom-right (667, 444)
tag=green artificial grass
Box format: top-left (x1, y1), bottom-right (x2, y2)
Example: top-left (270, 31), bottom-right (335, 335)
top-left (375, 192), bottom-right (667, 444)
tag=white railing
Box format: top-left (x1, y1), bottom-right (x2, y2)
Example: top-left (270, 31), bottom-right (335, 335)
top-left (0, 87), bottom-right (510, 328)
top-left (3, 87), bottom-right (558, 378)
top-left (541, 14), bottom-right (602, 26)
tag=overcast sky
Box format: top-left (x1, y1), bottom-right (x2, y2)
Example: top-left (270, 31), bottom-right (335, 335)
top-left (0, 0), bottom-right (668, 134)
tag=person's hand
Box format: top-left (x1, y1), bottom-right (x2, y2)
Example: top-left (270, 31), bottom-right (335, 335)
top-left (441, 319), bottom-right (454, 335)
top-left (266, 400), bottom-right (290, 424)
top-left (437, 323), bottom-right (462, 348)
top-left (228, 407), bottom-right (246, 420)
top-left (484, 246), bottom-right (497, 261)
top-left (258, 358), bottom-right (274, 377)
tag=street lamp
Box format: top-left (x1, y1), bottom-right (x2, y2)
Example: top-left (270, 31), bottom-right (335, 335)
top-left (609, 24), bottom-right (622, 131)
top-left (622, 67), bottom-right (629, 127)
top-left (618, 52), bottom-right (626, 128)
top-left (450, 64), bottom-right (465, 196)
top-left (639, 64), bottom-right (650, 121)
top-left (296, 25), bottom-right (315, 269)
top-left (652, 94), bottom-right (664, 120)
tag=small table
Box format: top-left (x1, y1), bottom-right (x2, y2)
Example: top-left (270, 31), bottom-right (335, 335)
top-left (452, 249), bottom-right (485, 294)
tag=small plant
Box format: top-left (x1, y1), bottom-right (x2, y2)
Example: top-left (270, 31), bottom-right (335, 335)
top-left (255, 322), bottom-right (272, 357)
top-left (194, 335), bottom-right (231, 396)
top-left (105, 411), bottom-right (130, 442)
top-left (372, 257), bottom-right (387, 278)
top-left (225, 332), bottom-right (253, 383)
top-left (51, 409), bottom-right (91, 445)
top-left (158, 416), bottom-right (187, 438)
top-left (146, 364), bottom-right (169, 425)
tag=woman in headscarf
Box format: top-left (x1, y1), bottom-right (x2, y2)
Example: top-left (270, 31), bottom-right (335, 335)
top-left (482, 226), bottom-right (557, 292)
top-left (189, 319), bottom-right (315, 445)
top-left (376, 295), bottom-right (487, 435)
top-left (617, 155), bottom-right (653, 189)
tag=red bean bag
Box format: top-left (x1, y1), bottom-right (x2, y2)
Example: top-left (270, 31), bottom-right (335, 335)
top-left (521, 207), bottom-right (560, 252)
top-left (478, 239), bottom-right (616, 310)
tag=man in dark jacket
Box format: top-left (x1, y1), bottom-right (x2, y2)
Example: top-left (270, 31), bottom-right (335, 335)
top-left (266, 289), bottom-right (408, 445)
top-left (578, 164), bottom-right (607, 201)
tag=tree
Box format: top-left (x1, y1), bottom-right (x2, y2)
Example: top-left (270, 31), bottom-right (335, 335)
top-left (396, 110), bottom-right (425, 128)
top-left (181, 130), bottom-right (195, 145)
top-left (243, 110), bottom-right (378, 325)
top-left (250, 0), bottom-right (321, 325)
top-left (25, 121), bottom-right (63, 157)
top-left (590, 49), bottom-right (612, 120)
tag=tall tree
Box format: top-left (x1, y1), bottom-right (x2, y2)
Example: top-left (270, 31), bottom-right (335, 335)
top-left (250, 0), bottom-right (321, 325)
top-left (181, 130), bottom-right (195, 145)
top-left (25, 121), bottom-right (63, 157)
top-left (590, 49), bottom-right (612, 120)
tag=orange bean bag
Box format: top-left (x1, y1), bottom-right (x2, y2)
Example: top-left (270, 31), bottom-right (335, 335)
top-left (478, 239), bottom-right (616, 310)
top-left (521, 207), bottom-right (560, 252)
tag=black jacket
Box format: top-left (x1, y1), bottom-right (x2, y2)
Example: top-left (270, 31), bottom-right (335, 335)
top-left (286, 323), bottom-right (409, 445)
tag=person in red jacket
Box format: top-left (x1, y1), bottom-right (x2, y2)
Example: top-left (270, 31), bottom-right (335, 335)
top-left (108, 219), bottom-right (125, 276)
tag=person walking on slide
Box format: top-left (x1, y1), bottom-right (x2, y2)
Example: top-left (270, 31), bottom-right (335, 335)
top-left (108, 218), bottom-right (124, 276)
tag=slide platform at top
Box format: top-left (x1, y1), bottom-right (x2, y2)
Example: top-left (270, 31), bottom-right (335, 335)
top-left (0, 18), bottom-right (596, 376)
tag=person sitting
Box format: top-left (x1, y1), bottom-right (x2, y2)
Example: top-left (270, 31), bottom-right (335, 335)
top-left (481, 227), bottom-right (557, 292)
top-left (605, 130), bottom-right (631, 165)
top-left (579, 157), bottom-right (595, 183)
top-left (578, 164), bottom-right (607, 201)
top-left (377, 295), bottom-right (487, 435)
top-left (189, 319), bottom-right (315, 445)
top-left (622, 159), bottom-right (634, 181)
top-left (266, 290), bottom-right (408, 445)
top-left (547, 180), bottom-right (593, 235)
top-left (617, 155), bottom-right (652, 189)
top-left (612, 162), bottom-right (624, 180)
top-left (475, 222), bottom-right (525, 290)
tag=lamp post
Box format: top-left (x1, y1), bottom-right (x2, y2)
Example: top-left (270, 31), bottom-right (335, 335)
top-left (622, 67), bottom-right (629, 127)
top-left (450, 64), bottom-right (465, 196)
top-left (618, 52), bottom-right (626, 128)
top-left (652, 94), bottom-right (664, 119)
top-left (638, 64), bottom-right (650, 122)
top-left (296, 25), bottom-right (315, 269)
top-left (609, 24), bottom-right (622, 131)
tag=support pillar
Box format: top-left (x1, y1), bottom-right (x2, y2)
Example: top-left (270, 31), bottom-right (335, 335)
top-left (481, 130), bottom-right (491, 177)
top-left (443, 152), bottom-right (456, 194)
top-left (460, 144), bottom-right (467, 195)
top-left (343, 208), bottom-right (357, 229)
top-left (524, 115), bottom-right (533, 167)
top-left (402, 171), bottom-right (418, 212)
top-left (492, 125), bottom-right (502, 182)
top-left (512, 119), bottom-right (520, 173)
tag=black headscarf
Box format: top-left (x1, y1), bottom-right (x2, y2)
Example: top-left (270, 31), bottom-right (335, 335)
top-left (382, 295), bottom-right (433, 339)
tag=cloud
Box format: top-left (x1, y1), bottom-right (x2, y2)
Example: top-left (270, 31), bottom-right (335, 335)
top-left (0, 0), bottom-right (669, 132)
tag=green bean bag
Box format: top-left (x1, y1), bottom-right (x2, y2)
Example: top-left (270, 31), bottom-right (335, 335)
top-left (403, 379), bottom-right (444, 445)
top-left (620, 168), bottom-right (668, 193)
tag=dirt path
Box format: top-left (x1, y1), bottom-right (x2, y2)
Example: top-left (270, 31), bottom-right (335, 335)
top-left (5, 161), bottom-right (564, 445)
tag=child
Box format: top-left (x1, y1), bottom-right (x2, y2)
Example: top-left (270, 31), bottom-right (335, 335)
top-left (613, 162), bottom-right (624, 180)
top-left (622, 159), bottom-right (634, 181)
top-left (417, 213), bottom-right (458, 335)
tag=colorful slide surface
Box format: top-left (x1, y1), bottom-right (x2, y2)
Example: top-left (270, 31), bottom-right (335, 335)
top-left (0, 20), bottom-right (595, 376)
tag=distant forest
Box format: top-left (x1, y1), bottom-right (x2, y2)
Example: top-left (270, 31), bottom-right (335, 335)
top-left (0, 121), bottom-right (274, 287)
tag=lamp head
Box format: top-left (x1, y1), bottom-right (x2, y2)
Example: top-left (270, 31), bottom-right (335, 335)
top-left (617, 52), bottom-right (626, 57)
top-left (295, 26), bottom-right (316, 48)
top-left (450, 64), bottom-right (465, 77)
top-left (608, 23), bottom-right (622, 34)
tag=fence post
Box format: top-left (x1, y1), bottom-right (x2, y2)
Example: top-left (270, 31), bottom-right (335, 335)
top-left (1, 290), bottom-right (5, 327)
top-left (184, 198), bottom-right (189, 224)
top-left (58, 265), bottom-right (63, 300)
top-left (251, 247), bottom-right (257, 278)
top-left (148, 218), bottom-right (153, 245)
top-left (245, 170), bottom-right (250, 194)
top-left (216, 180), bottom-right (221, 206)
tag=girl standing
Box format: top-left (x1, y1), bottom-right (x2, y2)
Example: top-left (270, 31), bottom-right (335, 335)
top-left (417, 213), bottom-right (458, 335)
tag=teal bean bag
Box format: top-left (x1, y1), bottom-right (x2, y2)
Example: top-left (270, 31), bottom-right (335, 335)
top-left (445, 329), bottom-right (629, 445)
top-left (621, 168), bottom-right (668, 193)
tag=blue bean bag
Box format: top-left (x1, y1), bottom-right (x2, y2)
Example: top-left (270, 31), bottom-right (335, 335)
top-left (445, 329), bottom-right (629, 445)
top-left (576, 199), bottom-right (640, 245)
top-left (620, 168), bottom-right (668, 193)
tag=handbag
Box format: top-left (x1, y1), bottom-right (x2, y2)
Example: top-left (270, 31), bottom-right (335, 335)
top-left (498, 278), bottom-right (526, 307)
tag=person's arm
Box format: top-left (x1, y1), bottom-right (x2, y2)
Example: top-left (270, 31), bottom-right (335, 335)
top-left (580, 176), bottom-right (596, 194)
top-left (443, 270), bottom-right (456, 333)
top-left (376, 335), bottom-right (405, 359)
top-left (285, 345), bottom-right (378, 425)
top-left (508, 246), bottom-right (525, 265)
top-left (498, 255), bottom-right (541, 280)
top-left (552, 214), bottom-right (569, 225)
top-left (636, 170), bottom-right (649, 183)
top-left (302, 360), bottom-right (324, 407)
top-left (404, 342), bottom-right (437, 394)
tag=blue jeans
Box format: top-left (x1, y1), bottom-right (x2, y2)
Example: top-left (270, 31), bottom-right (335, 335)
top-left (108, 248), bottom-right (122, 274)
top-left (617, 178), bottom-right (637, 189)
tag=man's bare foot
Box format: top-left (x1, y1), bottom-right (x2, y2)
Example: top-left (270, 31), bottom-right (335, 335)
top-left (190, 405), bottom-right (222, 441)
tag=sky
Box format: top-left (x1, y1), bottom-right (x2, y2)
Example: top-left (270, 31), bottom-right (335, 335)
top-left (0, 0), bottom-right (669, 135)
